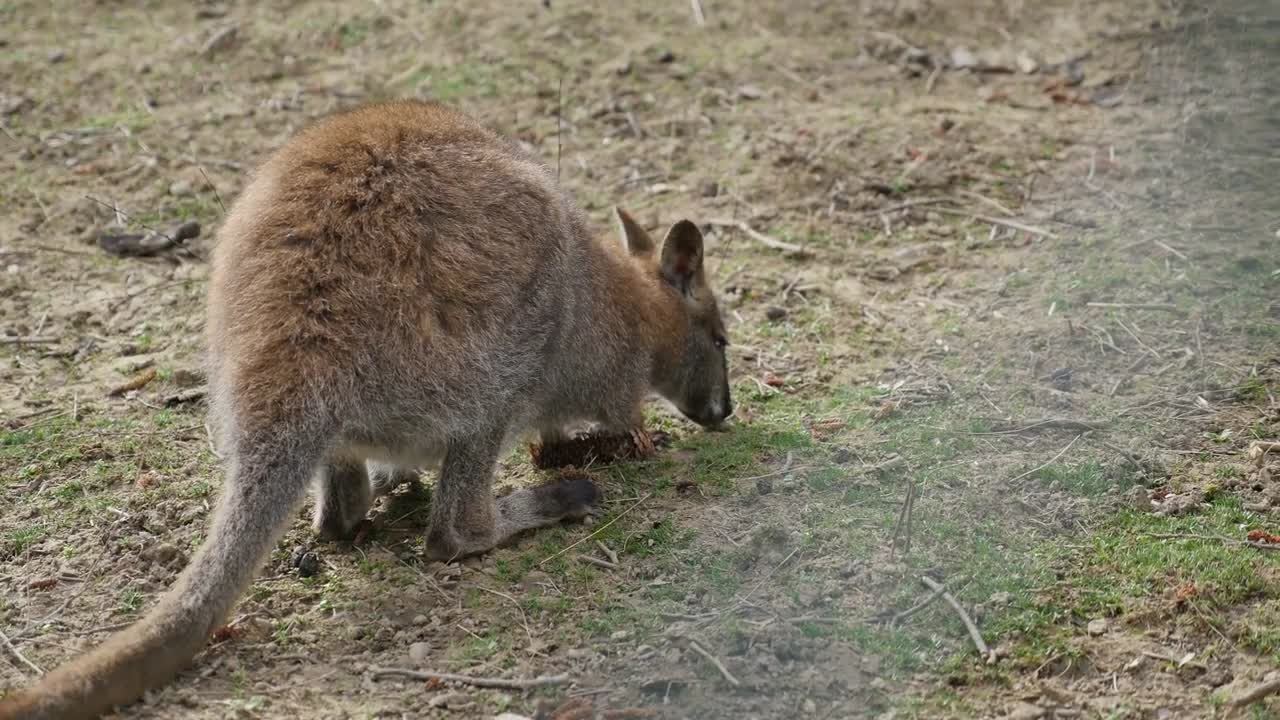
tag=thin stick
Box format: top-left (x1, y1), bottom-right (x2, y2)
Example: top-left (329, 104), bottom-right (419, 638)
top-left (928, 206), bottom-right (1058, 239)
top-left (540, 493), bottom-right (650, 566)
top-left (576, 554), bottom-right (618, 570)
top-left (1228, 676), bottom-right (1280, 715)
top-left (686, 639), bottom-right (739, 686)
top-left (1008, 433), bottom-right (1083, 484)
top-left (689, 0), bottom-right (706, 26)
top-left (370, 666), bottom-right (570, 690)
top-left (0, 628), bottom-right (44, 675)
top-left (0, 336), bottom-right (59, 345)
top-left (1086, 302), bottom-right (1178, 311)
top-left (705, 219), bottom-right (807, 256)
top-left (1146, 533), bottom-right (1280, 552)
top-left (889, 585), bottom-right (947, 627)
top-left (845, 197), bottom-right (950, 216)
top-left (595, 540), bottom-right (619, 565)
top-left (920, 576), bottom-right (996, 664)
top-left (199, 167), bottom-right (227, 215)
top-left (83, 195), bottom-right (173, 243)
top-left (956, 189), bottom-right (1016, 217)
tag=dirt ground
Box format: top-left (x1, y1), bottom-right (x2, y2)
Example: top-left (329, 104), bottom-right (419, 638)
top-left (2, 1), bottom-right (1278, 719)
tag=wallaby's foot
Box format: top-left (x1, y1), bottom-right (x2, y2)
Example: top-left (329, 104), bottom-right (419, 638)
top-left (423, 477), bottom-right (600, 561)
top-left (313, 461), bottom-right (373, 541)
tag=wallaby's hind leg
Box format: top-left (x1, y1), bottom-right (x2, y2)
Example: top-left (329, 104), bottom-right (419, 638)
top-left (426, 428), bottom-right (601, 562)
top-left (313, 460), bottom-right (372, 540)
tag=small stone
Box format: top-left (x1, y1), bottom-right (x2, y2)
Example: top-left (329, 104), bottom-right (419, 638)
top-left (168, 179), bottom-right (195, 197)
top-left (292, 547), bottom-right (321, 578)
top-left (47, 49), bottom-right (67, 64)
top-left (408, 641), bottom-right (431, 665)
top-left (495, 714), bottom-right (534, 720)
top-left (172, 368), bottom-right (205, 388)
top-left (950, 47), bottom-right (978, 69)
top-left (1007, 702), bottom-right (1045, 720)
top-left (737, 84), bottom-right (765, 100)
top-left (765, 306), bottom-right (787, 321)
top-left (412, 614), bottom-right (428, 625)
top-left (609, 630), bottom-right (630, 641)
top-left (802, 698), bottom-right (817, 713)
top-left (1016, 53), bottom-right (1039, 74)
top-left (1087, 618), bottom-right (1108, 636)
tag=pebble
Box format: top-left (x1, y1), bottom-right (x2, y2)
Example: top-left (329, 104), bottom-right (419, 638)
top-left (609, 630), bottom-right (630, 641)
top-left (168, 179), bottom-right (195, 197)
top-left (1008, 702), bottom-right (1045, 720)
top-left (1087, 618), bottom-right (1108, 636)
top-left (802, 699), bottom-right (817, 713)
top-left (408, 641), bottom-right (431, 665)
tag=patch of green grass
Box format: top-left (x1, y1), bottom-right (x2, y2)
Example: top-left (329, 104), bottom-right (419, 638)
top-left (3, 524), bottom-right (49, 557)
top-left (1026, 460), bottom-right (1124, 496)
top-left (117, 585), bottom-right (144, 614)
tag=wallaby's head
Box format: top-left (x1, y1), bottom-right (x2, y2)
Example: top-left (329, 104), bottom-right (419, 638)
top-left (615, 207), bottom-right (733, 429)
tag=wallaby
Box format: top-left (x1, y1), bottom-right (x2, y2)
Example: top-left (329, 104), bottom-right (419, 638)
top-left (0, 99), bottom-right (732, 720)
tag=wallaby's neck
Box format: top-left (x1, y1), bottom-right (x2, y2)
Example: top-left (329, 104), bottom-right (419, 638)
top-left (571, 222), bottom-right (683, 385)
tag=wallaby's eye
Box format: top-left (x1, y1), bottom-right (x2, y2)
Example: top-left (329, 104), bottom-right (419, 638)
top-left (713, 336), bottom-right (728, 351)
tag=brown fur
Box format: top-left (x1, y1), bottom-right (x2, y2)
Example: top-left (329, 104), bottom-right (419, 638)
top-left (0, 99), bottom-right (731, 719)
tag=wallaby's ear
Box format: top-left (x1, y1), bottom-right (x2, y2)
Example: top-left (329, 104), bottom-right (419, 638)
top-left (614, 206), bottom-right (655, 257)
top-left (658, 219), bottom-right (705, 295)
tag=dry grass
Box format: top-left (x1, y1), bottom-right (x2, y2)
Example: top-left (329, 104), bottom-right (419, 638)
top-left (1, 0), bottom-right (1277, 718)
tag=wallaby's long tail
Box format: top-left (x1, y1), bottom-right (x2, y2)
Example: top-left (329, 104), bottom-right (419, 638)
top-left (0, 434), bottom-right (322, 720)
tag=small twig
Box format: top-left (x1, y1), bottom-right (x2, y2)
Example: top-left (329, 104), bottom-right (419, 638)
top-left (576, 554), bottom-right (618, 570)
top-left (0, 336), bottom-right (59, 345)
top-left (0, 628), bottom-right (43, 675)
top-left (1146, 533), bottom-right (1280, 552)
top-left (369, 666), bottom-right (570, 690)
top-left (920, 576), bottom-right (996, 664)
top-left (686, 638), bottom-right (739, 687)
top-left (889, 476), bottom-right (917, 557)
top-left (596, 540), bottom-right (619, 565)
top-left (705, 219), bottom-right (808, 256)
top-left (956, 189), bottom-right (1016, 217)
top-left (1086, 302), bottom-right (1178, 311)
top-left (845, 197), bottom-right (949, 216)
top-left (1008, 433), bottom-right (1084, 484)
top-left (929, 206), bottom-right (1058, 239)
top-left (689, 0), bottom-right (706, 26)
top-left (540, 493), bottom-right (650, 566)
top-left (889, 585), bottom-right (947, 628)
top-left (199, 167), bottom-right (227, 215)
top-left (83, 195), bottom-right (174, 244)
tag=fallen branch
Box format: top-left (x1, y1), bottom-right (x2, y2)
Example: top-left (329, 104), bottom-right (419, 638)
top-left (0, 628), bottom-right (43, 675)
top-left (928, 206), bottom-right (1058, 239)
top-left (689, 0), bottom-right (706, 26)
top-left (0, 336), bottom-right (59, 345)
top-left (1227, 675), bottom-right (1280, 717)
top-left (920, 576), bottom-right (996, 664)
top-left (685, 638), bottom-right (740, 687)
top-left (706, 219), bottom-right (809, 257)
top-left (369, 666), bottom-right (571, 690)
